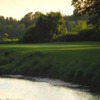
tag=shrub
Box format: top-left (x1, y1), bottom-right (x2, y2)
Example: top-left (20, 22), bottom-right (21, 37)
top-left (78, 29), bottom-right (100, 41)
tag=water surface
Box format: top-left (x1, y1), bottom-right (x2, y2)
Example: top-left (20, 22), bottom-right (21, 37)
top-left (0, 77), bottom-right (99, 100)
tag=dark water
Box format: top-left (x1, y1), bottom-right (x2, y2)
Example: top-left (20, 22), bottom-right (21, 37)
top-left (0, 77), bottom-right (100, 100)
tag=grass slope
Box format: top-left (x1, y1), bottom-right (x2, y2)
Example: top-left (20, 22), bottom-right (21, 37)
top-left (0, 42), bottom-right (100, 92)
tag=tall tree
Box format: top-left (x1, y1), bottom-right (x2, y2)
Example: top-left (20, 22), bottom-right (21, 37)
top-left (0, 16), bottom-right (25, 39)
top-left (72, 0), bottom-right (100, 29)
top-left (47, 12), bottom-right (67, 36)
top-left (34, 12), bottom-right (67, 41)
top-left (21, 12), bottom-right (67, 43)
top-left (20, 12), bottom-right (43, 28)
top-left (20, 12), bottom-right (33, 28)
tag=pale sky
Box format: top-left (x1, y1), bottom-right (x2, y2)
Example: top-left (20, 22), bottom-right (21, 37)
top-left (0, 0), bottom-right (74, 20)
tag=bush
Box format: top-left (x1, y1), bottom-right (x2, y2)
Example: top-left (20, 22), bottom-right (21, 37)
top-left (53, 33), bottom-right (78, 42)
top-left (78, 29), bottom-right (100, 41)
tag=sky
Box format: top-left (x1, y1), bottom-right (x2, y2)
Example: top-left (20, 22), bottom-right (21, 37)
top-left (0, 0), bottom-right (74, 20)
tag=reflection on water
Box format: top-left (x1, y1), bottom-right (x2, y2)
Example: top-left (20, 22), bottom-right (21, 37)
top-left (0, 78), bottom-right (99, 100)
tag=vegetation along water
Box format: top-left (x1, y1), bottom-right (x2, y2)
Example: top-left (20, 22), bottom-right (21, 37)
top-left (0, 42), bottom-right (100, 93)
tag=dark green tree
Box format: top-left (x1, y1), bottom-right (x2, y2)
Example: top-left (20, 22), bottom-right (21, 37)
top-left (47, 12), bottom-right (67, 36)
top-left (0, 16), bottom-right (25, 40)
top-left (72, 0), bottom-right (100, 30)
top-left (20, 12), bottom-right (43, 28)
top-left (20, 12), bottom-right (34, 28)
top-left (21, 12), bottom-right (67, 43)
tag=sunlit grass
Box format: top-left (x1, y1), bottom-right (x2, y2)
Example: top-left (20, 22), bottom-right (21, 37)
top-left (0, 42), bottom-right (100, 51)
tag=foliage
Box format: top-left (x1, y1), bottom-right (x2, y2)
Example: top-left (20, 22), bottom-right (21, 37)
top-left (21, 12), bottom-right (67, 43)
top-left (19, 12), bottom-right (44, 28)
top-left (21, 26), bottom-right (40, 43)
top-left (72, 0), bottom-right (100, 30)
top-left (52, 33), bottom-right (78, 42)
top-left (64, 15), bottom-right (88, 32)
top-left (0, 16), bottom-right (25, 39)
top-left (78, 29), bottom-right (100, 41)
top-left (72, 20), bottom-right (87, 32)
top-left (0, 11), bottom-right (99, 43)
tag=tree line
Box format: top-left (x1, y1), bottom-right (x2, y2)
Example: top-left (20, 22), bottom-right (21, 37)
top-left (0, 0), bottom-right (100, 43)
top-left (20, 11), bottom-right (100, 42)
top-left (0, 16), bottom-right (25, 40)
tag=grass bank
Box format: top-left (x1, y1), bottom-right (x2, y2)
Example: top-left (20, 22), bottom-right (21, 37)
top-left (0, 42), bottom-right (100, 92)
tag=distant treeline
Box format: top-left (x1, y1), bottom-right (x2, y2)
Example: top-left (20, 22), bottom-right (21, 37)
top-left (0, 11), bottom-right (100, 43)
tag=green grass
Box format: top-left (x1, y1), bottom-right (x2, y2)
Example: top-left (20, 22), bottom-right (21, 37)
top-left (0, 42), bottom-right (100, 92)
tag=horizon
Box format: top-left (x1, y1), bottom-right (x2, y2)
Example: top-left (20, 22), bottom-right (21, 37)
top-left (0, 0), bottom-right (74, 20)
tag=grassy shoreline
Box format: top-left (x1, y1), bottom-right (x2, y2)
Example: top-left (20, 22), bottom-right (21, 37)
top-left (0, 42), bottom-right (100, 92)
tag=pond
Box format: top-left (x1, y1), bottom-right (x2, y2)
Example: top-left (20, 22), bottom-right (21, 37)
top-left (0, 77), bottom-right (99, 100)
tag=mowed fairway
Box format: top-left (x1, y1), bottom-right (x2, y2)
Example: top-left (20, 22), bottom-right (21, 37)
top-left (0, 42), bottom-right (100, 92)
top-left (0, 42), bottom-right (100, 68)
top-left (0, 42), bottom-right (100, 51)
